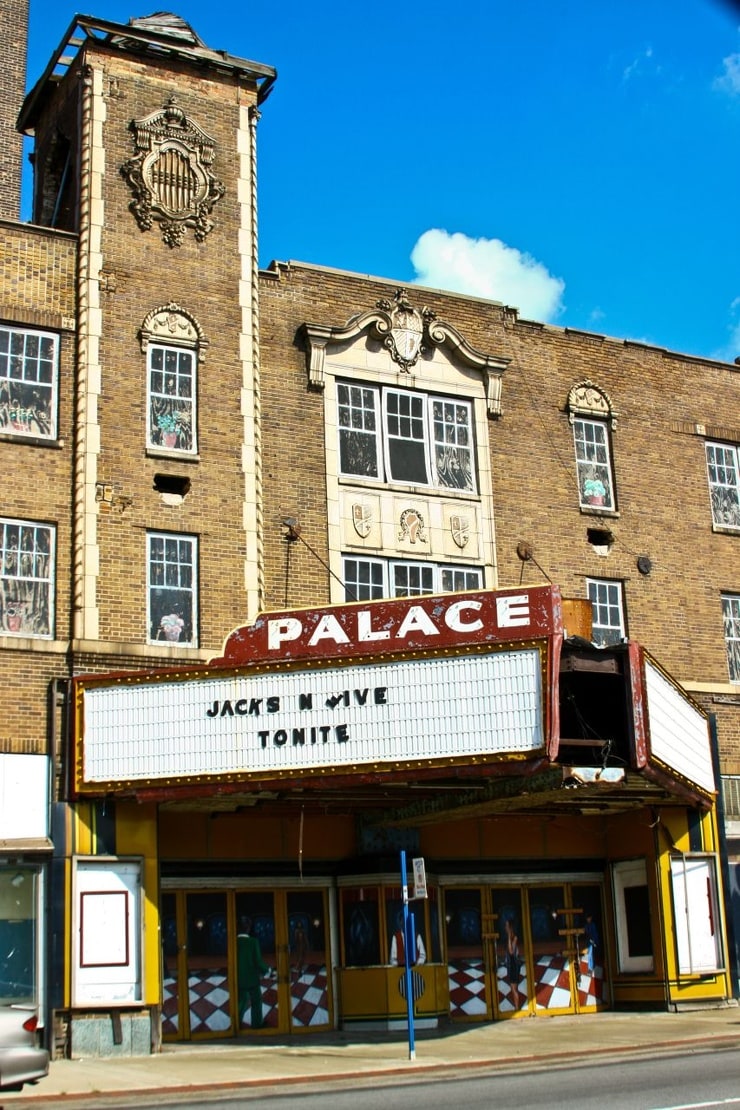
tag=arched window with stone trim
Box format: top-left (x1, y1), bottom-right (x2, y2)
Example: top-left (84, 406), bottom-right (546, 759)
top-left (567, 380), bottom-right (618, 511)
top-left (140, 303), bottom-right (208, 455)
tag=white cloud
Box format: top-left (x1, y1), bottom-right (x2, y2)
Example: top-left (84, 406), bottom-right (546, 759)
top-left (622, 46), bottom-right (654, 82)
top-left (713, 53), bottom-right (740, 95)
top-left (410, 229), bottom-right (565, 322)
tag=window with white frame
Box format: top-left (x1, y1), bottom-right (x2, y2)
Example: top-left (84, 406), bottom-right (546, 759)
top-left (147, 344), bottom-right (196, 453)
top-left (705, 442), bottom-right (740, 530)
top-left (721, 593), bottom-right (740, 683)
top-left (147, 532), bottom-right (197, 645)
top-left (612, 859), bottom-right (654, 973)
top-left (573, 418), bottom-right (615, 510)
top-left (343, 556), bottom-right (482, 602)
top-left (0, 518), bottom-right (54, 638)
top-left (0, 325), bottom-right (58, 440)
top-left (669, 854), bottom-right (723, 974)
top-left (586, 578), bottom-right (626, 646)
top-left (337, 383), bottom-right (476, 492)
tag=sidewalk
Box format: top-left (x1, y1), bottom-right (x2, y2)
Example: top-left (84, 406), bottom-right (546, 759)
top-left (5, 1006), bottom-right (740, 1107)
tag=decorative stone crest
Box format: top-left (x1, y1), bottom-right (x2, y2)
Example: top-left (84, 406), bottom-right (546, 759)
top-left (449, 514), bottom-right (470, 549)
top-left (352, 502), bottom-right (374, 538)
top-left (139, 303), bottom-right (208, 359)
top-left (398, 508), bottom-right (427, 545)
top-left (121, 98), bottom-right (225, 247)
top-left (376, 290), bottom-right (434, 371)
top-left (567, 380), bottom-right (618, 430)
top-left (300, 291), bottom-right (510, 415)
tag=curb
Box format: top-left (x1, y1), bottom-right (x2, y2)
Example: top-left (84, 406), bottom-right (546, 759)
top-left (11, 1031), bottom-right (740, 1107)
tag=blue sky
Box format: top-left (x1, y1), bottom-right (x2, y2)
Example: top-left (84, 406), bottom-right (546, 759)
top-left (22, 0), bottom-right (740, 361)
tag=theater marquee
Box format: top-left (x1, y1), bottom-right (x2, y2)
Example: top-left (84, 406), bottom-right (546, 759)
top-left (73, 586), bottom-right (561, 795)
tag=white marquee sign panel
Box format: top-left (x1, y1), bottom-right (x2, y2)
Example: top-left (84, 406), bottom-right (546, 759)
top-left (80, 648), bottom-right (544, 786)
top-left (644, 659), bottom-right (715, 795)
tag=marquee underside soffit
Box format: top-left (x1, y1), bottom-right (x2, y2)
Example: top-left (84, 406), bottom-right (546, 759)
top-left (152, 764), bottom-right (698, 822)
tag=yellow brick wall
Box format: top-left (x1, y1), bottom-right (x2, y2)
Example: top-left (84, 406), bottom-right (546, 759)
top-left (258, 261), bottom-right (740, 772)
top-left (0, 224), bottom-right (77, 755)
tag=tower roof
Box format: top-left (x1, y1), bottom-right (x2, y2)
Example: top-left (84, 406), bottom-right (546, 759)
top-left (18, 11), bottom-right (277, 133)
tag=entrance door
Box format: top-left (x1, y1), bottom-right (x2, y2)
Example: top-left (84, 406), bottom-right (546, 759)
top-left (162, 887), bottom-right (333, 1040)
top-left (444, 887), bottom-right (489, 1020)
top-left (444, 881), bottom-right (608, 1023)
top-left (511, 883), bottom-right (607, 1016)
top-left (285, 890), bottom-right (331, 1029)
top-left (490, 887), bottom-right (528, 1015)
top-left (235, 891), bottom-right (278, 1032)
top-left (527, 884), bottom-right (574, 1013)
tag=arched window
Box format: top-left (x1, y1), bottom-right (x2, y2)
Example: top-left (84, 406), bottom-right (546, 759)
top-left (567, 381), bottom-right (618, 511)
top-left (140, 303), bottom-right (207, 455)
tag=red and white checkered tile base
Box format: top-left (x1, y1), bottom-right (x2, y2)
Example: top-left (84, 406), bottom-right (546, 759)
top-left (162, 964), bottom-right (330, 1036)
top-left (448, 953), bottom-right (607, 1019)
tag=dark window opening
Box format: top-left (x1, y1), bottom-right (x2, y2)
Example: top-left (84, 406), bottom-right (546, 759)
top-left (587, 527), bottom-right (614, 549)
top-left (35, 130), bottom-right (77, 231)
top-left (624, 885), bottom-right (653, 958)
top-left (558, 648), bottom-right (630, 769)
top-left (153, 474), bottom-right (191, 498)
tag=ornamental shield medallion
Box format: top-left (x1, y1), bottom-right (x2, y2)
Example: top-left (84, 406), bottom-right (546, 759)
top-left (450, 514), bottom-right (470, 549)
top-left (352, 502), bottom-right (374, 538)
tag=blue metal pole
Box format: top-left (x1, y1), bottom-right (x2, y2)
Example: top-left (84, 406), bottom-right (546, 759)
top-left (400, 849), bottom-right (415, 1060)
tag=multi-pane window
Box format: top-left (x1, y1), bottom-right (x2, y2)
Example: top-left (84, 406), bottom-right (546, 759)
top-left (586, 578), bottom-right (626, 646)
top-left (574, 418), bottom-right (615, 510)
top-left (148, 532), bottom-right (197, 645)
top-left (343, 556), bottom-right (482, 602)
top-left (721, 594), bottom-right (740, 683)
top-left (148, 344), bottom-right (195, 453)
top-left (0, 518), bottom-right (54, 637)
top-left (0, 325), bottom-right (58, 439)
top-left (706, 442), bottom-right (740, 530)
top-left (337, 383), bottom-right (476, 492)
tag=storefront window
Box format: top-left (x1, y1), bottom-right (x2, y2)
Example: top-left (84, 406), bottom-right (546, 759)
top-left (341, 887), bottom-right (380, 966)
top-left (0, 868), bottom-right (38, 1004)
top-left (340, 881), bottom-right (439, 968)
top-left (386, 886), bottom-right (428, 966)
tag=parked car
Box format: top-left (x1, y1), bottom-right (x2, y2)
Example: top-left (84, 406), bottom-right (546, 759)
top-left (0, 1005), bottom-right (49, 1092)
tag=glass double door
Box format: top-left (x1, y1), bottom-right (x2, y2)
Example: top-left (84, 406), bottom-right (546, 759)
top-left (161, 887), bottom-right (332, 1039)
top-left (446, 881), bottom-right (607, 1021)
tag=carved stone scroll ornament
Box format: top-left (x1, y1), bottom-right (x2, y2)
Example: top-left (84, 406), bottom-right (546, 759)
top-left (566, 380), bottom-right (618, 430)
top-left (120, 98), bottom-right (225, 247)
top-left (299, 290), bottom-right (510, 415)
top-left (138, 303), bottom-right (208, 359)
top-left (375, 290), bottom-right (435, 371)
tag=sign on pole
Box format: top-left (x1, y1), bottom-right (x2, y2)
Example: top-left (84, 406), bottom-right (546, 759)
top-left (412, 857), bottom-right (427, 900)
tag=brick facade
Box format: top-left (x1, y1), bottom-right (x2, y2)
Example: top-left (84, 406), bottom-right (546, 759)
top-left (0, 10), bottom-right (737, 1049)
top-left (0, 11), bottom-right (737, 773)
top-left (259, 261), bottom-right (740, 772)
